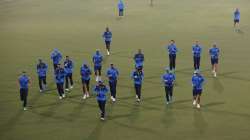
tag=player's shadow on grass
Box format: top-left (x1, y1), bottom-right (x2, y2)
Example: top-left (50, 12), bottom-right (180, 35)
top-left (212, 78), bottom-right (224, 94)
top-left (193, 110), bottom-right (207, 134)
top-left (237, 29), bottom-right (244, 35)
top-left (202, 101), bottom-right (225, 108)
top-left (86, 121), bottom-right (105, 140)
top-left (162, 105), bottom-right (176, 129)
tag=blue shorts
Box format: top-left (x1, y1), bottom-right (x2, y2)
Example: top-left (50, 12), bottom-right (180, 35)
top-left (94, 65), bottom-right (102, 71)
top-left (211, 58), bottom-right (218, 65)
top-left (82, 79), bottom-right (90, 85)
top-left (234, 19), bottom-right (240, 23)
top-left (193, 89), bottom-right (202, 96)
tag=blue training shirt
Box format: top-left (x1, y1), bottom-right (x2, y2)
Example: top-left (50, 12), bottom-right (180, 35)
top-left (64, 59), bottom-right (74, 74)
top-left (54, 68), bottom-right (65, 84)
top-left (209, 47), bottom-right (220, 59)
top-left (134, 53), bottom-right (144, 68)
top-left (80, 66), bottom-right (92, 80)
top-left (167, 44), bottom-right (178, 55)
top-left (106, 67), bottom-right (119, 83)
top-left (19, 75), bottom-right (29, 89)
top-left (162, 73), bottom-right (175, 87)
top-left (192, 45), bottom-right (202, 57)
top-left (92, 53), bottom-right (103, 67)
top-left (103, 31), bottom-right (112, 42)
top-left (51, 50), bottom-right (62, 64)
top-left (192, 74), bottom-right (205, 90)
top-left (131, 70), bottom-right (144, 85)
top-left (118, 0), bottom-right (124, 10)
top-left (234, 10), bottom-right (240, 20)
top-left (37, 62), bottom-right (48, 77)
top-left (94, 85), bottom-right (109, 101)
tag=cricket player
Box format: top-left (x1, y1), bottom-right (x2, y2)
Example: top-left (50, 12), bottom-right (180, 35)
top-left (131, 68), bottom-right (144, 102)
top-left (166, 40), bottom-right (178, 71)
top-left (18, 71), bottom-right (30, 110)
top-left (102, 27), bottom-right (112, 55)
top-left (192, 70), bottom-right (205, 109)
top-left (94, 80), bottom-right (109, 121)
top-left (55, 64), bottom-right (66, 99)
top-left (234, 8), bottom-right (240, 31)
top-left (134, 49), bottom-right (144, 73)
top-left (51, 48), bottom-right (62, 70)
top-left (92, 50), bottom-right (103, 82)
top-left (209, 43), bottom-right (220, 77)
top-left (192, 41), bottom-right (202, 71)
top-left (162, 68), bottom-right (175, 104)
top-left (64, 56), bottom-right (74, 91)
top-left (36, 59), bottom-right (48, 92)
top-left (80, 63), bottom-right (92, 99)
top-left (106, 63), bottom-right (119, 102)
top-left (118, 0), bottom-right (125, 17)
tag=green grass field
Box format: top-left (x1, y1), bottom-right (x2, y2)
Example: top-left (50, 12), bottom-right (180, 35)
top-left (1, 0), bottom-right (250, 140)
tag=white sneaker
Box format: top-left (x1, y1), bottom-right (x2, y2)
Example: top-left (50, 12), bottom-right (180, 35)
top-left (59, 96), bottom-right (63, 100)
top-left (23, 107), bottom-right (27, 111)
top-left (86, 93), bottom-right (90, 98)
top-left (136, 98), bottom-right (141, 102)
top-left (193, 100), bottom-right (196, 106)
top-left (100, 117), bottom-right (105, 121)
top-left (197, 104), bottom-right (201, 109)
top-left (82, 94), bottom-right (87, 99)
top-left (62, 94), bottom-right (66, 98)
top-left (166, 101), bottom-right (169, 105)
top-left (214, 72), bottom-right (217, 77)
top-left (65, 88), bottom-right (70, 92)
top-left (136, 95), bottom-right (138, 99)
top-left (39, 90), bottom-right (43, 93)
top-left (70, 86), bottom-right (74, 89)
top-left (95, 76), bottom-right (98, 82)
top-left (107, 51), bottom-right (110, 56)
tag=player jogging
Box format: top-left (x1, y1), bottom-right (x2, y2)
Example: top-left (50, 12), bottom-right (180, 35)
top-left (18, 71), bottom-right (31, 110)
top-left (209, 43), bottom-right (220, 77)
top-left (192, 70), bottom-right (205, 109)
top-left (162, 68), bottom-right (175, 104)
top-left (80, 63), bottom-right (92, 99)
top-left (102, 27), bottom-right (112, 55)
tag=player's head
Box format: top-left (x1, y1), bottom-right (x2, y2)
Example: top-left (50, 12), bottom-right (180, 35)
top-left (106, 27), bottom-right (109, 32)
top-left (98, 80), bottom-right (104, 86)
top-left (38, 59), bottom-right (42, 63)
top-left (22, 71), bottom-right (26, 75)
top-left (54, 48), bottom-right (58, 52)
top-left (236, 8), bottom-right (239, 11)
top-left (110, 63), bottom-right (114, 68)
top-left (66, 56), bottom-right (69, 60)
top-left (170, 40), bottom-right (175, 44)
top-left (96, 49), bottom-right (100, 54)
top-left (195, 40), bottom-right (199, 46)
top-left (213, 43), bottom-right (217, 48)
top-left (138, 49), bottom-right (142, 54)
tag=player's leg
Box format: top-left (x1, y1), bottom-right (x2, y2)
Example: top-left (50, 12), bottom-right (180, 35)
top-left (197, 57), bottom-right (200, 70)
top-left (65, 75), bottom-right (69, 91)
top-left (196, 90), bottom-right (202, 108)
top-left (113, 80), bottom-right (117, 99)
top-left (109, 81), bottom-right (114, 99)
top-left (60, 83), bottom-right (65, 98)
top-left (173, 54), bottom-right (176, 71)
top-left (164, 86), bottom-right (170, 104)
top-left (43, 76), bottom-right (47, 89)
top-left (82, 80), bottom-right (87, 99)
top-left (169, 54), bottom-right (173, 70)
top-left (56, 83), bottom-right (62, 99)
top-left (69, 73), bottom-right (73, 88)
top-left (38, 76), bottom-right (43, 92)
top-left (169, 86), bottom-right (173, 102)
top-left (193, 89), bottom-right (197, 105)
top-left (23, 89), bottom-right (28, 110)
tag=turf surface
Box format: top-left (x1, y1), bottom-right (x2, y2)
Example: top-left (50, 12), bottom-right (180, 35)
top-left (0, 0), bottom-right (250, 140)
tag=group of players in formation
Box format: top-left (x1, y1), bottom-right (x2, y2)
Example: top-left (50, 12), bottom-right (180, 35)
top-left (18, 0), bottom-right (241, 120)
